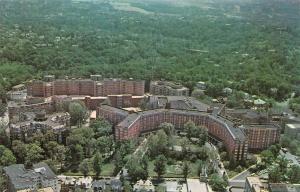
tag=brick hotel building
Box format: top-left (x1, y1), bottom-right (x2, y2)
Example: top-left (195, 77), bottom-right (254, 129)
top-left (27, 75), bottom-right (145, 97)
top-left (8, 76), bottom-right (281, 161)
top-left (97, 106), bottom-right (248, 161)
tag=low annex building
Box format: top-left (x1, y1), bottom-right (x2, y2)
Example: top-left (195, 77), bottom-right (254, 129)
top-left (3, 162), bottom-right (60, 192)
top-left (150, 81), bottom-right (189, 96)
top-left (9, 111), bottom-right (70, 142)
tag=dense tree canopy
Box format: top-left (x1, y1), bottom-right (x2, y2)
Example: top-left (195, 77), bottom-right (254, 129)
top-left (0, 0), bottom-right (299, 102)
top-left (68, 101), bottom-right (88, 126)
top-left (0, 145), bottom-right (16, 166)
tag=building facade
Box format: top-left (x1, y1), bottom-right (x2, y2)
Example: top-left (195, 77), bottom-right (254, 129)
top-left (27, 76), bottom-right (145, 97)
top-left (240, 124), bottom-right (281, 151)
top-left (98, 106), bottom-right (248, 161)
top-left (97, 105), bottom-right (129, 126)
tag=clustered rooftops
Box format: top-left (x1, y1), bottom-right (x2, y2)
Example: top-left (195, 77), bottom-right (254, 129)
top-left (3, 162), bottom-right (56, 190)
top-left (39, 74), bottom-right (144, 82)
top-left (153, 81), bottom-right (188, 90)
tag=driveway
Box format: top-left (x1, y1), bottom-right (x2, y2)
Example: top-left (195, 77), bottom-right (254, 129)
top-left (229, 169), bottom-right (251, 189)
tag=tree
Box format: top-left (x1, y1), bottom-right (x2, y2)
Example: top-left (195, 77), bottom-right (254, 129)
top-left (196, 160), bottom-right (205, 176)
top-left (0, 125), bottom-right (9, 146)
top-left (0, 145), bottom-right (16, 166)
top-left (154, 155), bottom-right (167, 180)
top-left (90, 118), bottom-right (112, 137)
top-left (0, 85), bottom-right (6, 103)
top-left (123, 180), bottom-right (133, 192)
top-left (79, 159), bottom-right (90, 177)
top-left (56, 145), bottom-right (66, 170)
top-left (159, 123), bottom-right (175, 137)
top-left (140, 155), bottom-right (149, 179)
top-left (43, 159), bottom-right (58, 174)
top-left (260, 150), bottom-right (274, 166)
top-left (184, 121), bottom-right (196, 139)
top-left (97, 136), bottom-right (113, 155)
top-left (159, 122), bottom-right (175, 148)
top-left (126, 156), bottom-right (148, 182)
top-left (148, 131), bottom-right (168, 158)
top-left (181, 137), bottom-right (190, 156)
top-left (208, 174), bottom-right (227, 192)
top-left (113, 151), bottom-right (124, 174)
top-left (288, 165), bottom-right (300, 184)
top-left (280, 135), bottom-right (290, 148)
top-left (93, 152), bottom-right (102, 179)
top-left (196, 126), bottom-right (208, 146)
top-left (289, 140), bottom-right (299, 154)
top-left (25, 143), bottom-right (44, 168)
top-left (0, 168), bottom-right (6, 192)
top-left (67, 127), bottom-right (96, 158)
top-left (269, 144), bottom-right (280, 155)
top-left (68, 101), bottom-right (88, 126)
top-left (156, 130), bottom-right (169, 154)
top-left (268, 165), bottom-right (282, 183)
top-left (220, 152), bottom-right (228, 161)
top-left (67, 144), bottom-right (84, 167)
top-left (182, 161), bottom-right (190, 180)
top-left (44, 141), bottom-right (59, 160)
top-left (12, 140), bottom-right (26, 163)
top-left (276, 155), bottom-right (288, 173)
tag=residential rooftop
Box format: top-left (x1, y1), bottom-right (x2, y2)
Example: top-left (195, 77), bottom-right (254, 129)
top-left (3, 162), bottom-right (57, 191)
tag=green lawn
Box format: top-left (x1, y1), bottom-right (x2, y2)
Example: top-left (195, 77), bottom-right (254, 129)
top-left (63, 163), bottom-right (115, 177)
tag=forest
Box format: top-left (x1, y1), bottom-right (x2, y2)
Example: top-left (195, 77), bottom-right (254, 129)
top-left (0, 0), bottom-right (299, 101)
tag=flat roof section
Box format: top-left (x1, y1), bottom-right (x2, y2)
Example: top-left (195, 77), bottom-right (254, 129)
top-left (186, 179), bottom-right (208, 192)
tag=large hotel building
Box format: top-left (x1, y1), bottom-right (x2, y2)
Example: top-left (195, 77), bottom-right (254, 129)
top-left (98, 105), bottom-right (248, 161)
top-left (8, 76), bottom-right (281, 162)
top-left (97, 97), bottom-right (281, 161)
top-left (27, 75), bottom-right (145, 97)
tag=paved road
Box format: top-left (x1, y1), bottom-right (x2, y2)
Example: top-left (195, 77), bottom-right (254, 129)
top-left (229, 187), bottom-right (244, 192)
top-left (229, 180), bottom-right (246, 188)
top-left (231, 170), bottom-right (250, 181)
top-left (229, 168), bottom-right (251, 189)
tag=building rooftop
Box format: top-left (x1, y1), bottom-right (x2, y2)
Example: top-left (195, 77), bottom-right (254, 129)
top-left (286, 124), bottom-right (300, 129)
top-left (116, 108), bottom-right (246, 142)
top-left (99, 105), bottom-right (129, 116)
top-left (152, 81), bottom-right (188, 90)
top-left (241, 124), bottom-right (280, 130)
top-left (10, 112), bottom-right (69, 131)
top-left (3, 163), bottom-right (57, 190)
top-left (187, 179), bottom-right (208, 192)
top-left (116, 113), bottom-right (140, 128)
top-left (246, 177), bottom-right (267, 192)
top-left (211, 114), bottom-right (246, 142)
top-left (269, 183), bottom-right (300, 192)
